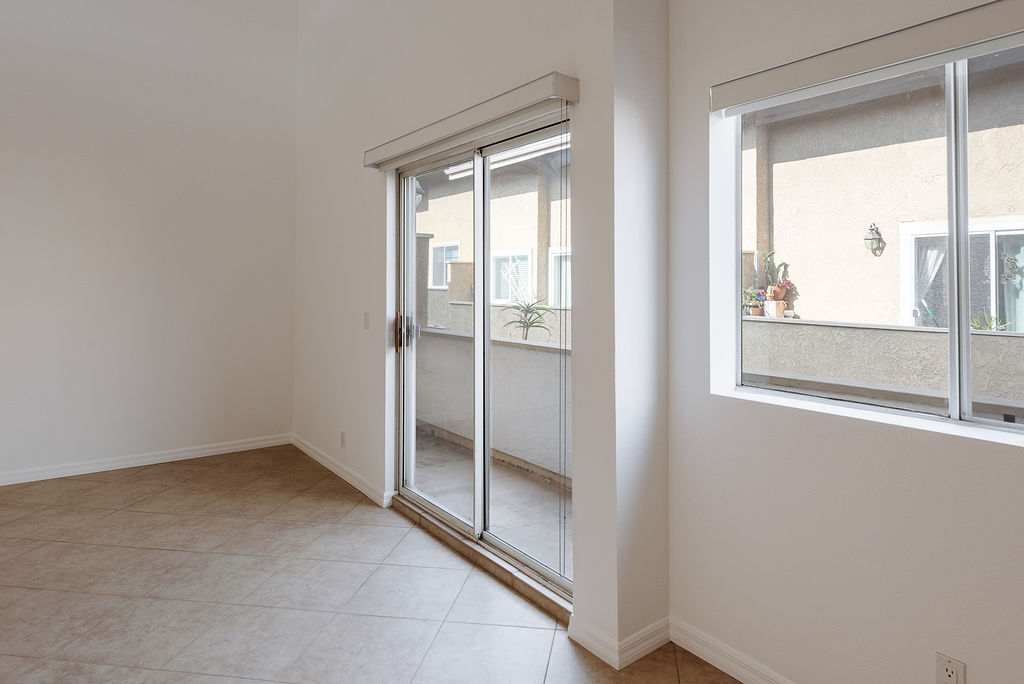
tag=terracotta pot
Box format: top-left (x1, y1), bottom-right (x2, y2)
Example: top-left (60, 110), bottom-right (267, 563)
top-left (749, 307), bottom-right (764, 316)
top-left (769, 285), bottom-right (788, 301)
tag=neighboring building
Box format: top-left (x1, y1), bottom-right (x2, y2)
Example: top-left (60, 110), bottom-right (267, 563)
top-left (742, 65), bottom-right (1024, 330)
top-left (415, 137), bottom-right (572, 346)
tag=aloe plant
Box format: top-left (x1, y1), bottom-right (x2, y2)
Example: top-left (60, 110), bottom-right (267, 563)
top-left (971, 311), bottom-right (1010, 331)
top-left (501, 299), bottom-right (552, 340)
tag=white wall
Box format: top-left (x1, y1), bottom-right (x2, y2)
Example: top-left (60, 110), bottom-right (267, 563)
top-left (0, 0), bottom-right (297, 480)
top-left (669, 1), bottom-right (1024, 681)
top-left (295, 0), bottom-right (673, 663)
top-left (611, 0), bottom-right (670, 646)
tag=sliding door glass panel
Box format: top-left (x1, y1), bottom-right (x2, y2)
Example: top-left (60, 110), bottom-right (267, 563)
top-left (966, 45), bottom-right (1024, 424)
top-left (739, 66), bottom-right (949, 413)
top-left (485, 134), bottom-right (572, 579)
top-left (403, 163), bottom-right (475, 523)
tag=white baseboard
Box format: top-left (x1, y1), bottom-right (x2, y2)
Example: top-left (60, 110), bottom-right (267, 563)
top-left (0, 433), bottom-right (292, 487)
top-left (567, 616), bottom-right (670, 670)
top-left (669, 617), bottom-right (794, 684)
top-left (567, 618), bottom-right (621, 668)
top-left (290, 433), bottom-right (394, 507)
top-left (618, 617), bottom-right (671, 668)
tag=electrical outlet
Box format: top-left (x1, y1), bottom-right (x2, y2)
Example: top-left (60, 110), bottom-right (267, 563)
top-left (936, 653), bottom-right (966, 684)
top-left (362, 311), bottom-right (370, 330)
top-left (340, 430), bottom-right (346, 448)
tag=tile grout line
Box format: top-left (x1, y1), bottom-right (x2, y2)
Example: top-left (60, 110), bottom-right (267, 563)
top-left (263, 525), bottom-right (415, 683)
top-left (542, 626), bottom-right (558, 683)
top-left (406, 562), bottom-right (475, 683)
top-left (50, 600), bottom-right (155, 669)
top-left (334, 524), bottom-right (414, 601)
top-left (0, 517), bottom-right (417, 558)
top-left (235, 555), bottom-right (302, 608)
top-left (0, 580), bottom-right (555, 628)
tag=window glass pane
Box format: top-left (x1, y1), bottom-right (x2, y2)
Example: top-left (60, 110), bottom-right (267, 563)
top-left (997, 234), bottom-right (1024, 332)
top-left (969, 234), bottom-right (993, 320)
top-left (739, 65), bottom-right (949, 413)
top-left (430, 245), bottom-right (459, 288)
top-left (486, 133), bottom-right (572, 580)
top-left (404, 164), bottom-right (475, 522)
top-left (493, 254), bottom-right (529, 303)
top-left (967, 44), bottom-right (1024, 424)
top-left (552, 253), bottom-right (571, 307)
top-left (909, 234), bottom-right (990, 330)
top-left (432, 247), bottom-right (445, 287)
top-left (913, 235), bottom-right (948, 328)
top-left (493, 256), bottom-right (511, 301)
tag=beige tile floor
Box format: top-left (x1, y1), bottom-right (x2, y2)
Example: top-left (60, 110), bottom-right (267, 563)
top-left (0, 445), bottom-right (736, 683)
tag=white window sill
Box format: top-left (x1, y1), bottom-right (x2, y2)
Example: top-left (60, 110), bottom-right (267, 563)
top-left (713, 383), bottom-right (1024, 449)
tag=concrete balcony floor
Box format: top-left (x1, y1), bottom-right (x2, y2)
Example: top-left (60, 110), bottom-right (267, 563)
top-left (407, 429), bottom-right (573, 580)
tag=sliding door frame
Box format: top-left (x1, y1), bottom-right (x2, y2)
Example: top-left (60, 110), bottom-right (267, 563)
top-left (395, 152), bottom-right (478, 539)
top-left (396, 124), bottom-right (574, 596)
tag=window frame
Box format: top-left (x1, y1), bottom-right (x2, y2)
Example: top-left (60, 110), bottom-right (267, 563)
top-left (708, 30), bottom-right (1024, 447)
top-left (899, 217), bottom-right (1024, 328)
top-left (428, 241), bottom-right (461, 290)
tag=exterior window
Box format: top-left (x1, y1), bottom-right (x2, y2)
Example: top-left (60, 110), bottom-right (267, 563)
top-left (549, 249), bottom-right (571, 308)
top-left (995, 234), bottom-right (1024, 329)
top-left (901, 220), bottom-right (1024, 331)
top-left (492, 252), bottom-right (530, 303)
top-left (430, 243), bottom-right (460, 289)
top-left (729, 39), bottom-right (1024, 428)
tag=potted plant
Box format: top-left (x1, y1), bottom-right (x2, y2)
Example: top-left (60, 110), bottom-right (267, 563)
top-left (770, 277), bottom-right (794, 302)
top-left (749, 289), bottom-right (766, 316)
top-left (741, 286), bottom-right (760, 315)
top-left (761, 251), bottom-right (787, 289)
top-left (760, 251), bottom-right (796, 306)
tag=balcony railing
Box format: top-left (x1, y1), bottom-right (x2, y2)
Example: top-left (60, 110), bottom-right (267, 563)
top-left (742, 317), bottom-right (1024, 415)
top-left (415, 328), bottom-right (572, 480)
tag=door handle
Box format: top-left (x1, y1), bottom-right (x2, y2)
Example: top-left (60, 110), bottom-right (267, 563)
top-left (394, 313), bottom-right (403, 354)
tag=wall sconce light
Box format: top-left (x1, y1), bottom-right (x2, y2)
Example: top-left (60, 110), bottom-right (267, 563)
top-left (864, 223), bottom-right (886, 257)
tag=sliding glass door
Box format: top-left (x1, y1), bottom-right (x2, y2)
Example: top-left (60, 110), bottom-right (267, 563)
top-left (482, 134), bottom-right (572, 580)
top-left (400, 161), bottom-right (479, 525)
top-left (398, 128), bottom-right (573, 588)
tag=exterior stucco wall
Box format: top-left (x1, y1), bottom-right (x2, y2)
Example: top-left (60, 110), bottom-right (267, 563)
top-left (743, 318), bottom-right (1024, 405)
top-left (748, 74), bottom-right (1024, 326)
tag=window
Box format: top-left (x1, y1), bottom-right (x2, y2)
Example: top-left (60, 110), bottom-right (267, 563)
top-left (549, 248), bottom-right (571, 308)
top-left (900, 218), bottom-right (1024, 331)
top-left (430, 242), bottom-right (460, 289)
top-left (720, 37), bottom-right (1024, 430)
top-left (491, 251), bottom-right (531, 304)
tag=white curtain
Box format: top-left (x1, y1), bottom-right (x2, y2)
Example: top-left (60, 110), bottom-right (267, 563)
top-left (915, 239), bottom-right (946, 326)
